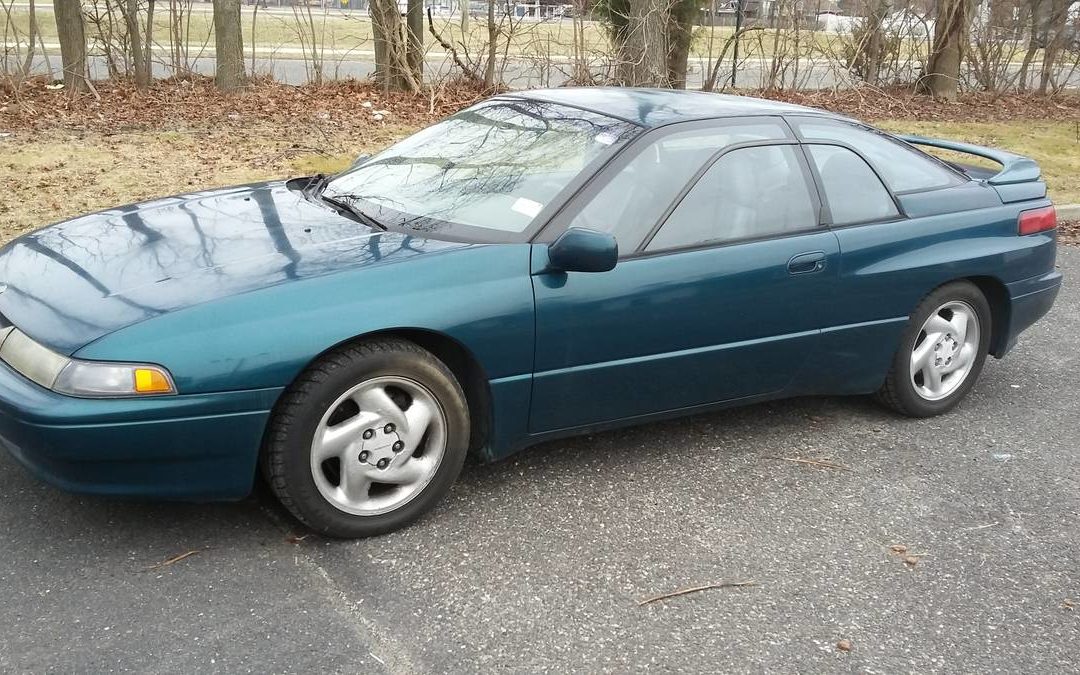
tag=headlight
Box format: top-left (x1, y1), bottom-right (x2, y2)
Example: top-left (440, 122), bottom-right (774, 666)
top-left (0, 328), bottom-right (176, 397)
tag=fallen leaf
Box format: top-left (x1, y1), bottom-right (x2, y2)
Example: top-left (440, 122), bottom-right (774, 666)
top-left (285, 533), bottom-right (310, 544)
top-left (1064, 599), bottom-right (1075, 610)
top-left (836, 639), bottom-right (853, 652)
top-left (904, 555), bottom-right (919, 566)
top-left (889, 544), bottom-right (908, 554)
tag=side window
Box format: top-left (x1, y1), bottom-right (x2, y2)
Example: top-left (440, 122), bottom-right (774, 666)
top-left (792, 118), bottom-right (963, 193)
top-left (645, 145), bottom-right (818, 252)
top-left (565, 122), bottom-right (788, 251)
top-left (807, 145), bottom-right (900, 225)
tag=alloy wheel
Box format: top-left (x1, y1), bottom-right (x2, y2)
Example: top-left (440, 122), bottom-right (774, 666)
top-left (909, 300), bottom-right (981, 402)
top-left (309, 376), bottom-right (447, 516)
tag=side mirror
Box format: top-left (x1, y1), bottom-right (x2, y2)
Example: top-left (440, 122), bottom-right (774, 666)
top-left (546, 227), bottom-right (618, 273)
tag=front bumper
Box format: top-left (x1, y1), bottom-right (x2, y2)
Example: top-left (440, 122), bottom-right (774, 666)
top-left (997, 269), bottom-right (1063, 357)
top-left (0, 360), bottom-right (281, 500)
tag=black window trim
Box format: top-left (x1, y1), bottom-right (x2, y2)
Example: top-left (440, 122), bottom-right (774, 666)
top-left (786, 115), bottom-right (968, 195)
top-left (634, 139), bottom-right (824, 255)
top-left (528, 115), bottom-right (795, 248)
top-left (800, 141), bottom-right (909, 228)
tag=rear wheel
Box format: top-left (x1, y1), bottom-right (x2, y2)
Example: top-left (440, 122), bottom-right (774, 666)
top-left (876, 281), bottom-right (991, 417)
top-left (262, 339), bottom-right (470, 538)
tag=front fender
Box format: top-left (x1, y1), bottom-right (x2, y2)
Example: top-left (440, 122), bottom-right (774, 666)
top-left (73, 244), bottom-right (537, 395)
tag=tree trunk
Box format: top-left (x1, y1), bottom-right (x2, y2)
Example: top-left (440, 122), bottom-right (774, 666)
top-left (623, 0), bottom-right (668, 86)
top-left (53, 0), bottom-right (89, 91)
top-left (406, 0), bottom-right (424, 84)
top-left (213, 0), bottom-right (245, 91)
top-left (370, 0), bottom-right (419, 92)
top-left (666, 0), bottom-right (695, 89)
top-left (921, 0), bottom-right (971, 100)
top-left (122, 0), bottom-right (147, 88)
top-left (143, 0), bottom-right (155, 86)
top-left (483, 0), bottom-right (496, 86)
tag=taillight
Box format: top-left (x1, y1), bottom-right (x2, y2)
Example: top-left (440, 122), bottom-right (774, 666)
top-left (1018, 206), bottom-right (1056, 235)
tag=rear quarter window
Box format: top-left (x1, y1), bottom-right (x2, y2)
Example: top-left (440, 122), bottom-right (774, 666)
top-left (792, 118), bottom-right (964, 193)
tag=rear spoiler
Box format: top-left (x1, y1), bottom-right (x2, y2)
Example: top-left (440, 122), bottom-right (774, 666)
top-left (898, 135), bottom-right (1041, 186)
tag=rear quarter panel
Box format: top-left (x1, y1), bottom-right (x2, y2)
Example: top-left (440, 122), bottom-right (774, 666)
top-left (795, 182), bottom-right (1056, 394)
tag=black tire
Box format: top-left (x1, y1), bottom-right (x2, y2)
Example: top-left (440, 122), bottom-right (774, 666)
top-left (876, 281), bottom-right (992, 417)
top-left (262, 338), bottom-right (470, 538)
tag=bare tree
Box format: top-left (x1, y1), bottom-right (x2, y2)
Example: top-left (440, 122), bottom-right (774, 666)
top-left (20, 0), bottom-right (38, 78)
top-left (407, 0), bottom-right (424, 83)
top-left (620, 0), bottom-right (669, 85)
top-left (968, 0), bottom-right (1028, 94)
top-left (53, 0), bottom-right (90, 91)
top-left (291, 2), bottom-right (325, 85)
top-left (667, 0), bottom-right (696, 89)
top-left (118, 0), bottom-right (148, 88)
top-left (1039, 0), bottom-right (1080, 94)
top-left (213, 0), bottom-right (245, 91)
top-left (920, 0), bottom-right (973, 100)
top-left (169, 0), bottom-right (195, 77)
top-left (370, 0), bottom-right (420, 92)
top-left (483, 0), bottom-right (497, 86)
top-left (846, 0), bottom-right (893, 86)
top-left (1016, 0), bottom-right (1045, 90)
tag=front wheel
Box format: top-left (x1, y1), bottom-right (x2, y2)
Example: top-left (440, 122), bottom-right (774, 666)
top-left (876, 281), bottom-right (991, 417)
top-left (262, 339), bottom-right (470, 538)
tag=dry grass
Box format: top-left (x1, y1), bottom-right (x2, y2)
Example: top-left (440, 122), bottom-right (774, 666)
top-left (0, 123), bottom-right (412, 241)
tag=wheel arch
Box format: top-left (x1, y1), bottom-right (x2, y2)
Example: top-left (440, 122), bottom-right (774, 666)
top-left (269, 327), bottom-right (494, 460)
top-left (963, 275), bottom-right (1011, 358)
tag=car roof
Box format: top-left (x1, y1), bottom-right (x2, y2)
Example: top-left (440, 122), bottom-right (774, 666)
top-left (500, 87), bottom-right (837, 128)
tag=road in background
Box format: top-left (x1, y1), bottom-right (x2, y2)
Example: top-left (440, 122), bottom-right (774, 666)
top-left (21, 50), bottom-right (1079, 89)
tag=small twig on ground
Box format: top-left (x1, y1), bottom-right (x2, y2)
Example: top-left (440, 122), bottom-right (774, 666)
top-left (638, 581), bottom-right (756, 606)
top-left (144, 548), bottom-right (203, 571)
top-left (960, 521), bottom-right (1000, 531)
top-left (769, 456), bottom-right (852, 472)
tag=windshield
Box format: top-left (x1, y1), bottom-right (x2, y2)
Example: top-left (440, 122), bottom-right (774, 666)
top-left (323, 98), bottom-right (639, 241)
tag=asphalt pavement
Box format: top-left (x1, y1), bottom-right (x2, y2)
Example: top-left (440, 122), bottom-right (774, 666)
top-left (1, 248), bottom-right (1077, 673)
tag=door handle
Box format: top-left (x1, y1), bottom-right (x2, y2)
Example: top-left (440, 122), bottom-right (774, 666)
top-left (787, 251), bottom-right (827, 275)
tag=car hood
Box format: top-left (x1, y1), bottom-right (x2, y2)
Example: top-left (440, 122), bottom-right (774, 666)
top-left (0, 181), bottom-right (472, 354)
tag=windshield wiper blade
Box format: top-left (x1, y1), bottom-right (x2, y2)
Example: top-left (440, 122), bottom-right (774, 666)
top-left (320, 193), bottom-right (387, 231)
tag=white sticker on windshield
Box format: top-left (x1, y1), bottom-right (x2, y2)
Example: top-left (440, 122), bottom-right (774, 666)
top-left (512, 197), bottom-right (543, 218)
top-left (595, 132), bottom-right (618, 146)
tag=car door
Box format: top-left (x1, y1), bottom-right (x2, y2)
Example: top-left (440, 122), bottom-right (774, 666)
top-left (528, 128), bottom-right (841, 433)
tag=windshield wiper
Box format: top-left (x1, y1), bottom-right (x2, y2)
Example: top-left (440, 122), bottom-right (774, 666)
top-left (304, 174), bottom-right (387, 231)
top-left (320, 193), bottom-right (387, 231)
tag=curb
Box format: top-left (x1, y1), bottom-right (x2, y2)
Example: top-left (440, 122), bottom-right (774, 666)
top-left (1057, 204), bottom-right (1080, 221)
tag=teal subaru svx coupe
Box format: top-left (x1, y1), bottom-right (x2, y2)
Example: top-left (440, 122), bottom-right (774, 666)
top-left (0, 88), bottom-right (1061, 537)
